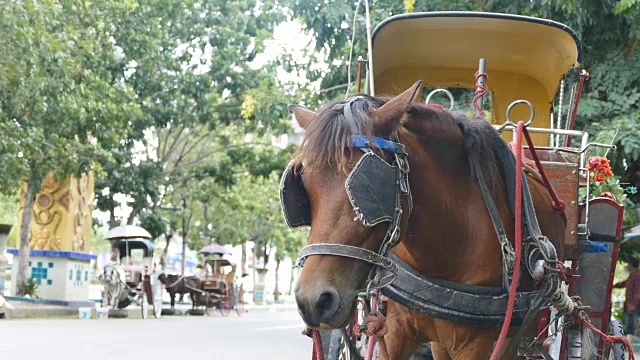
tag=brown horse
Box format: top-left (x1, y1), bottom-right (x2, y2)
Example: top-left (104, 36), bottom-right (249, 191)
top-left (158, 273), bottom-right (202, 310)
top-left (287, 81), bottom-right (566, 359)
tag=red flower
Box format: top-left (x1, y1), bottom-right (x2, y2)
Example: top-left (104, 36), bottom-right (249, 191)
top-left (595, 173), bottom-right (606, 182)
top-left (588, 156), bottom-right (602, 172)
top-left (600, 192), bottom-right (617, 201)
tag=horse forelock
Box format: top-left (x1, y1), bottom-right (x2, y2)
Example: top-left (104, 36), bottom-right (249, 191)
top-left (292, 95), bottom-right (385, 173)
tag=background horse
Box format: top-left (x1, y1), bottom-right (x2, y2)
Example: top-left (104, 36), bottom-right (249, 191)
top-left (99, 263), bottom-right (129, 309)
top-left (289, 81), bottom-right (566, 359)
top-left (158, 273), bottom-right (202, 310)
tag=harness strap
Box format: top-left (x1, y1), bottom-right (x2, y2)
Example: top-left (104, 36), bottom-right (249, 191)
top-left (471, 160), bottom-right (515, 290)
top-left (381, 253), bottom-right (540, 327)
top-left (166, 275), bottom-right (185, 289)
top-left (297, 244), bottom-right (398, 288)
top-left (350, 135), bottom-right (407, 155)
top-left (521, 128), bottom-right (568, 225)
top-left (342, 96), bottom-right (364, 134)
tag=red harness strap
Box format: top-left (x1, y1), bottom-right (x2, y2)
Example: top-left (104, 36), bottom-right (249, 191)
top-left (490, 121), bottom-right (526, 360)
top-left (508, 130), bottom-right (568, 226)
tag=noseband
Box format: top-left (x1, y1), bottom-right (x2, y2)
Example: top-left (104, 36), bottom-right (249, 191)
top-left (280, 96), bottom-right (411, 289)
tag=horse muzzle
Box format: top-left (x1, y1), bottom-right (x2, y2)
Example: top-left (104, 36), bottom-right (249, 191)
top-left (295, 286), bottom-right (357, 329)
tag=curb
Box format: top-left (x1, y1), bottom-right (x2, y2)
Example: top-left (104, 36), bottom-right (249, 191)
top-left (3, 301), bottom-right (298, 320)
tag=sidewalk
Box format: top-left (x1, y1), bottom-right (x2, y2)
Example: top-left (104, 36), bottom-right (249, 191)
top-left (2, 298), bottom-right (297, 320)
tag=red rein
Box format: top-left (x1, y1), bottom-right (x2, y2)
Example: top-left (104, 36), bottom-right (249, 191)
top-left (311, 329), bottom-right (325, 360)
top-left (490, 121), bottom-right (526, 360)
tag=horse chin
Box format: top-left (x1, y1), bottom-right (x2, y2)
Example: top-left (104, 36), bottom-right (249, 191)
top-left (330, 299), bottom-right (358, 329)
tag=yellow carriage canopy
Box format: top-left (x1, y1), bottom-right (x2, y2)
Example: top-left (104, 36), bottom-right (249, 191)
top-left (371, 12), bottom-right (582, 145)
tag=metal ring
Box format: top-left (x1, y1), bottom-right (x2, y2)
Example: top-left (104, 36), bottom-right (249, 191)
top-left (506, 100), bottom-right (535, 127)
top-left (425, 89), bottom-right (455, 111)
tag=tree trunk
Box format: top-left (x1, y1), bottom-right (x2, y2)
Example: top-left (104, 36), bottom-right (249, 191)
top-left (274, 258), bottom-right (281, 301)
top-left (16, 176), bottom-right (37, 295)
top-left (288, 264), bottom-right (296, 296)
top-left (241, 242), bottom-right (247, 276)
top-left (160, 232), bottom-right (172, 269)
top-left (126, 207), bottom-right (140, 225)
top-left (202, 202), bottom-right (211, 244)
top-left (108, 207), bottom-right (117, 229)
top-left (263, 243), bottom-right (271, 268)
top-left (180, 199), bottom-right (192, 277)
top-left (252, 242), bottom-right (258, 303)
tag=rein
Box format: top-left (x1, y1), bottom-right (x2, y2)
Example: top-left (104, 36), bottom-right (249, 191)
top-left (165, 275), bottom-right (185, 289)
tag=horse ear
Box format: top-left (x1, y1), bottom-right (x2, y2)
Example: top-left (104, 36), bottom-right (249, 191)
top-left (289, 105), bottom-right (316, 129)
top-left (372, 80), bottom-right (423, 135)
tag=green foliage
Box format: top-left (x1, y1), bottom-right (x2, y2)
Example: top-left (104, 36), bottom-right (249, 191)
top-left (0, 0), bottom-right (140, 193)
top-left (93, 0), bottom-right (295, 225)
top-left (17, 277), bottom-right (40, 298)
top-left (139, 212), bottom-right (167, 241)
top-left (0, 193), bottom-right (18, 226)
top-left (187, 170), bottom-right (307, 262)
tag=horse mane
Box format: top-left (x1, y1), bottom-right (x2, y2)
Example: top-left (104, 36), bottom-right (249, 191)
top-left (406, 104), bottom-right (506, 195)
top-left (293, 95), bottom-right (506, 195)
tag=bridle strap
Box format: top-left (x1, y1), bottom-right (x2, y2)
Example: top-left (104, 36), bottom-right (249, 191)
top-left (297, 244), bottom-right (398, 283)
top-left (342, 96), bottom-right (365, 134)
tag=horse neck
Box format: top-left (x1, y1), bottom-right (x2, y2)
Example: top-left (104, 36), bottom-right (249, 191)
top-left (395, 126), bottom-right (506, 287)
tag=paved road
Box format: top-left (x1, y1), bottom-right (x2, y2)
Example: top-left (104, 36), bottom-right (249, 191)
top-left (0, 310), bottom-right (311, 360)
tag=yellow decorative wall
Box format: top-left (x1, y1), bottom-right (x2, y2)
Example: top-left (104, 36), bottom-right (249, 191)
top-left (17, 172), bottom-right (94, 253)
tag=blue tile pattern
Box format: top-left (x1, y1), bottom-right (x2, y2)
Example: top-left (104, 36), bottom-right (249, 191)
top-left (31, 262), bottom-right (52, 286)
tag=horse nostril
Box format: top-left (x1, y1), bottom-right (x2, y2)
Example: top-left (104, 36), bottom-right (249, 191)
top-left (315, 289), bottom-right (340, 323)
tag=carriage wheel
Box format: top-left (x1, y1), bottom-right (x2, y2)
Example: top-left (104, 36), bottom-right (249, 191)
top-left (141, 292), bottom-right (149, 319)
top-left (234, 300), bottom-right (244, 316)
top-left (219, 298), bottom-right (231, 317)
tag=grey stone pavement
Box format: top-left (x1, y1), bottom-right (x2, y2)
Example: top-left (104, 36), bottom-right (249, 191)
top-left (0, 309), bottom-right (312, 360)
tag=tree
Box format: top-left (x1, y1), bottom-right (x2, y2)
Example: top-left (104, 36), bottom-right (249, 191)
top-left (94, 0), bottom-right (293, 228)
top-left (0, 0), bottom-right (140, 293)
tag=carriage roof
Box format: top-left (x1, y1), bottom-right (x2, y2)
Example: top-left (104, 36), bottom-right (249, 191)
top-left (115, 238), bottom-right (155, 258)
top-left (106, 225), bottom-right (152, 240)
top-left (371, 12), bottom-right (581, 144)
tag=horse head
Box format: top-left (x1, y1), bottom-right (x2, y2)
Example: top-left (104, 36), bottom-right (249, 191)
top-left (100, 263), bottom-right (120, 285)
top-left (157, 272), bottom-right (168, 285)
top-left (286, 82), bottom-right (422, 328)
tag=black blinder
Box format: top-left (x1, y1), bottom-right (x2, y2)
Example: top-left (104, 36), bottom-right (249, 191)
top-left (279, 162), bottom-right (311, 228)
top-left (346, 152), bottom-right (399, 227)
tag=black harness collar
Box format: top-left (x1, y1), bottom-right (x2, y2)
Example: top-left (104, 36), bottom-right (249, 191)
top-left (381, 253), bottom-right (539, 327)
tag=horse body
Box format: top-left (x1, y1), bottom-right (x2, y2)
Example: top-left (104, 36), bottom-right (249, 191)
top-left (289, 82), bottom-right (566, 359)
top-left (158, 274), bottom-right (202, 310)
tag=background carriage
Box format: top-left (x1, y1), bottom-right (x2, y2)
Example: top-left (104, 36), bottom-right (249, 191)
top-left (186, 245), bottom-right (244, 316)
top-left (100, 225), bottom-right (163, 319)
top-left (317, 11), bottom-right (629, 360)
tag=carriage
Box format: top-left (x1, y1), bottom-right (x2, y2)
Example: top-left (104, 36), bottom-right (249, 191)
top-left (100, 225), bottom-right (163, 319)
top-left (283, 11), bottom-right (632, 360)
top-left (187, 245), bottom-right (244, 316)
